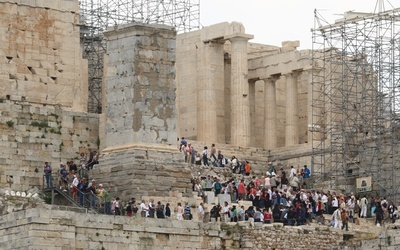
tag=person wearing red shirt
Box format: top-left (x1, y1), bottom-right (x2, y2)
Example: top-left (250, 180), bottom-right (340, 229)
top-left (238, 179), bottom-right (246, 200)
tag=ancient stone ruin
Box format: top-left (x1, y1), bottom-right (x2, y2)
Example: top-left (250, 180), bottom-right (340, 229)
top-left (1, 0), bottom-right (400, 249)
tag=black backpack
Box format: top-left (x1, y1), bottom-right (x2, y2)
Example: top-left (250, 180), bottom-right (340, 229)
top-left (126, 204), bottom-right (132, 212)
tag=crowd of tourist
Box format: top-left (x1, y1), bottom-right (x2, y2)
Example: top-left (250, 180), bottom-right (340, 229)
top-left (42, 143), bottom-right (398, 230)
top-left (42, 148), bottom-right (102, 208)
top-left (179, 138), bottom-right (398, 229)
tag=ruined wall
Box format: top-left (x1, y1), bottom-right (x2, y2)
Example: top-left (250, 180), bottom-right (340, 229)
top-left (0, 208), bottom-right (359, 250)
top-left (0, 101), bottom-right (99, 190)
top-left (0, 0), bottom-right (87, 112)
top-left (102, 24), bottom-right (177, 149)
top-left (93, 146), bottom-right (192, 200)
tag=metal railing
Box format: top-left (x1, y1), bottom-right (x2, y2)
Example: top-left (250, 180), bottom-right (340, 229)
top-left (42, 173), bottom-right (105, 214)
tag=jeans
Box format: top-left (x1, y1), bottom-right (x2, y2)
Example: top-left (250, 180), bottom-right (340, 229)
top-left (90, 194), bottom-right (96, 208)
top-left (203, 155), bottom-right (209, 166)
top-left (105, 202), bottom-right (111, 214)
top-left (45, 174), bottom-right (53, 188)
top-left (79, 193), bottom-right (86, 206)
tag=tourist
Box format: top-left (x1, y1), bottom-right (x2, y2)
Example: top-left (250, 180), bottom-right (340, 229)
top-left (205, 175), bottom-right (213, 192)
top-left (202, 146), bottom-right (209, 166)
top-left (302, 165), bottom-right (311, 188)
top-left (176, 202), bottom-right (183, 221)
top-left (103, 187), bottom-right (112, 215)
top-left (79, 152), bottom-right (86, 166)
top-left (125, 201), bottom-right (133, 216)
top-left (341, 208), bottom-right (349, 231)
top-left (213, 178), bottom-right (221, 196)
top-left (43, 162), bottom-right (53, 188)
top-left (156, 201), bottom-right (165, 219)
top-left (237, 179), bottom-right (246, 201)
top-left (231, 156), bottom-right (238, 173)
top-left (210, 143), bottom-right (217, 162)
top-left (148, 199), bottom-right (155, 218)
top-left (186, 144), bottom-right (193, 164)
top-left (198, 203), bottom-right (205, 222)
top-left (165, 203), bottom-right (171, 218)
top-left (360, 195), bottom-right (368, 218)
top-left (113, 197), bottom-right (121, 215)
top-left (87, 179), bottom-right (97, 209)
top-left (140, 200), bottom-right (148, 217)
top-left (223, 201), bottom-right (230, 222)
top-left (184, 202), bottom-right (192, 220)
top-left (71, 174), bottom-right (79, 201)
top-left (245, 161), bottom-right (251, 176)
top-left (59, 163), bottom-right (68, 191)
top-left (195, 151), bottom-right (202, 165)
top-left (86, 148), bottom-right (94, 170)
top-left (263, 209), bottom-right (272, 224)
top-left (332, 207), bottom-right (342, 229)
top-left (375, 201), bottom-right (383, 227)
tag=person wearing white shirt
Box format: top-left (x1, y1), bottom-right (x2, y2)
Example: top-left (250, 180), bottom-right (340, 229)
top-left (198, 203), bottom-right (205, 222)
top-left (223, 201), bottom-right (231, 222)
top-left (140, 200), bottom-right (149, 217)
top-left (289, 166), bottom-right (297, 179)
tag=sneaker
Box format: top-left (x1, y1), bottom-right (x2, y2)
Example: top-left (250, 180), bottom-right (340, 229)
top-left (63, 189), bottom-right (67, 192)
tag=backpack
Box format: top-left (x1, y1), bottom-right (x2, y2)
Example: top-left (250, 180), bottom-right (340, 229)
top-left (126, 204), bottom-right (132, 212)
top-left (215, 182), bottom-right (221, 190)
top-left (133, 206), bottom-right (139, 213)
top-left (157, 205), bottom-right (164, 213)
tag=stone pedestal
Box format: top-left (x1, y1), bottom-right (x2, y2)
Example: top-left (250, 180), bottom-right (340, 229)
top-left (205, 191), bottom-right (215, 204)
top-left (217, 194), bottom-right (232, 205)
top-left (103, 24), bottom-right (177, 148)
top-left (226, 34), bottom-right (253, 147)
top-left (285, 72), bottom-right (300, 146)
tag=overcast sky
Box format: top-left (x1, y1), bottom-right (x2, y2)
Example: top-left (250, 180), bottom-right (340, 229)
top-left (200, 0), bottom-right (397, 49)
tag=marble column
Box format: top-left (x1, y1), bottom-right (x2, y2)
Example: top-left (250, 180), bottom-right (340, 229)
top-left (285, 71), bottom-right (300, 146)
top-left (249, 79), bottom-right (256, 147)
top-left (264, 75), bottom-right (280, 149)
top-left (227, 34), bottom-right (253, 146)
top-left (197, 40), bottom-right (224, 142)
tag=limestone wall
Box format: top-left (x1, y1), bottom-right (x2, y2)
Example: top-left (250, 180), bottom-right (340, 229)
top-left (0, 0), bottom-right (87, 112)
top-left (0, 208), bottom-right (358, 250)
top-left (0, 101), bottom-right (99, 190)
top-left (102, 24), bottom-right (177, 149)
top-left (93, 146), bottom-right (192, 200)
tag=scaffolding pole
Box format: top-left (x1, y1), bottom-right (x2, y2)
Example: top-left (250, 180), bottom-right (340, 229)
top-left (312, 6), bottom-right (400, 200)
top-left (79, 0), bottom-right (200, 113)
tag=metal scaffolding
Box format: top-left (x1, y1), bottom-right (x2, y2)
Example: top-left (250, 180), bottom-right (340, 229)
top-left (79, 0), bottom-right (201, 113)
top-left (311, 6), bottom-right (400, 200)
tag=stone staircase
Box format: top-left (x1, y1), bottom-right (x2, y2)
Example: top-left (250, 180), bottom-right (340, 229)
top-left (186, 140), bottom-right (313, 175)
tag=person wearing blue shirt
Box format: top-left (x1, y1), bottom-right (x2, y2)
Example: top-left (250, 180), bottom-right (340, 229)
top-left (303, 165), bottom-right (311, 178)
top-left (303, 165), bottom-right (311, 188)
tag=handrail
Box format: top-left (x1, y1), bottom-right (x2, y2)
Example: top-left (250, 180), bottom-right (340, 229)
top-left (42, 173), bottom-right (102, 214)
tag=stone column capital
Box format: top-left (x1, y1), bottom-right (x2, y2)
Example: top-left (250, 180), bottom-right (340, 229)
top-left (284, 70), bottom-right (302, 78)
top-left (263, 74), bottom-right (281, 83)
top-left (225, 33), bottom-right (254, 42)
